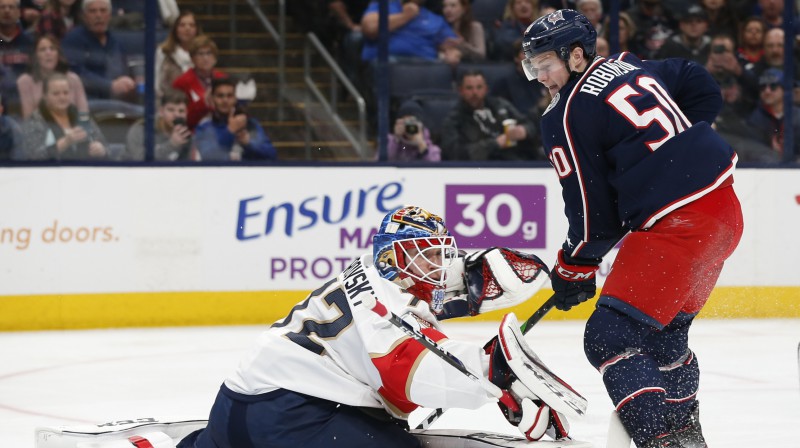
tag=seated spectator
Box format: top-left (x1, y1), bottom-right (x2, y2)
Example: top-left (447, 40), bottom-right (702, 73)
top-left (0, 93), bottom-right (24, 159)
top-left (704, 33), bottom-right (755, 111)
top-left (36, 0), bottom-right (81, 39)
top-left (0, 0), bottom-right (34, 111)
top-left (627, 0), bottom-right (675, 59)
top-left (194, 78), bottom-right (276, 161)
top-left (20, 0), bottom-right (45, 30)
top-left (61, 0), bottom-right (138, 102)
top-left (124, 89), bottom-right (191, 161)
top-left (491, 39), bottom-right (545, 120)
top-left (747, 69), bottom-right (800, 163)
top-left (442, 0), bottom-right (486, 62)
top-left (576, 0), bottom-right (604, 36)
top-left (603, 11), bottom-right (637, 54)
top-left (383, 98), bottom-right (441, 162)
top-left (655, 4), bottom-right (710, 64)
top-left (737, 16), bottom-right (767, 68)
top-left (360, 0), bottom-right (459, 63)
top-left (595, 35), bottom-right (610, 56)
top-left (492, 0), bottom-right (537, 61)
top-left (156, 9), bottom-right (202, 98)
top-left (17, 34), bottom-right (88, 118)
top-left (22, 73), bottom-right (109, 160)
top-left (712, 73), bottom-right (778, 163)
top-left (441, 70), bottom-right (540, 161)
top-left (700, 0), bottom-right (738, 38)
top-left (746, 28), bottom-right (800, 105)
top-left (172, 35), bottom-right (227, 129)
top-left (329, 0), bottom-right (369, 88)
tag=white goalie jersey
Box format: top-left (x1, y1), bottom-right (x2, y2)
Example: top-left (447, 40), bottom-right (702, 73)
top-left (224, 254), bottom-right (497, 418)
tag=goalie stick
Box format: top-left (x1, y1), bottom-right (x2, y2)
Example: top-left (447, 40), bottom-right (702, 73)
top-left (415, 295), bottom-right (557, 430)
top-left (362, 294), bottom-right (505, 401)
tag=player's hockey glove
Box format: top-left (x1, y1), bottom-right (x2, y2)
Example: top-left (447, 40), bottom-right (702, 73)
top-left (435, 248), bottom-right (549, 320)
top-left (484, 337), bottom-right (569, 441)
top-left (551, 249), bottom-right (599, 311)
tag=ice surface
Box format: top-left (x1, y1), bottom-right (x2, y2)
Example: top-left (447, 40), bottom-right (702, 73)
top-left (1, 319), bottom-right (798, 447)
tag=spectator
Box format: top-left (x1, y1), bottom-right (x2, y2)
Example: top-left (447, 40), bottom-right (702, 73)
top-left (360, 0), bottom-right (459, 63)
top-left (576, 0), bottom-right (604, 36)
top-left (22, 72), bottom-right (109, 160)
top-left (442, 0), bottom-right (486, 61)
top-left (712, 73), bottom-right (778, 163)
top-left (156, 9), bottom-right (201, 98)
top-left (194, 78), bottom-right (276, 162)
top-left (328, 0), bottom-right (369, 86)
top-left (747, 69), bottom-right (800, 162)
top-left (492, 39), bottom-right (545, 120)
top-left (603, 11), bottom-right (636, 54)
top-left (756, 0), bottom-right (785, 29)
top-left (626, 0), bottom-right (675, 59)
top-left (746, 27), bottom-right (800, 104)
top-left (16, 34), bottom-right (88, 118)
top-left (441, 70), bottom-right (540, 161)
top-left (384, 98), bottom-right (441, 161)
top-left (171, 35), bottom-right (227, 130)
top-left (750, 27), bottom-right (784, 76)
top-left (19, 0), bottom-right (44, 30)
top-left (737, 16), bottom-right (767, 67)
top-left (701, 0), bottom-right (739, 38)
top-left (61, 0), bottom-right (137, 102)
top-left (704, 33), bottom-right (755, 111)
top-left (36, 0), bottom-right (81, 39)
top-left (124, 89), bottom-right (191, 161)
top-left (595, 35), bottom-right (610, 56)
top-left (492, 0), bottom-right (538, 61)
top-left (0, 93), bottom-right (24, 159)
top-left (656, 4), bottom-right (711, 64)
top-left (0, 0), bottom-right (33, 77)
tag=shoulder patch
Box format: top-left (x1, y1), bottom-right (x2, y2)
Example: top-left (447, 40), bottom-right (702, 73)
top-left (543, 93), bottom-right (560, 116)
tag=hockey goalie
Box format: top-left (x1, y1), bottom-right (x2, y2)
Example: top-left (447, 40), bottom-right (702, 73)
top-left (36, 206), bottom-right (589, 448)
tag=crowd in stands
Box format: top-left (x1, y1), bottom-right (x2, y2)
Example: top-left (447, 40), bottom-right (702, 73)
top-left (288, 0), bottom-right (799, 163)
top-left (0, 0), bottom-right (798, 163)
top-left (0, 0), bottom-right (276, 162)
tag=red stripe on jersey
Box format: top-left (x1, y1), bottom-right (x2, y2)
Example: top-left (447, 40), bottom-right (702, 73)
top-left (128, 436), bottom-right (155, 448)
top-left (372, 327), bottom-right (448, 414)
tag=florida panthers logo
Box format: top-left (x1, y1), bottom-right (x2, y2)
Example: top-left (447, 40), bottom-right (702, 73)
top-left (547, 10), bottom-right (565, 25)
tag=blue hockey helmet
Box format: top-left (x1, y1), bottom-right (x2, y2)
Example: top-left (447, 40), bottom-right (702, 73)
top-left (373, 206), bottom-right (457, 306)
top-left (520, 9), bottom-right (597, 80)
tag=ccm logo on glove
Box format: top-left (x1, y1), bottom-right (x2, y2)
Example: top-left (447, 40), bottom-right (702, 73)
top-left (554, 251), bottom-right (597, 281)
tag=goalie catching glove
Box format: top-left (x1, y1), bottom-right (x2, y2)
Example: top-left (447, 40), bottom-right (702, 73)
top-left (484, 314), bottom-right (570, 441)
top-left (437, 248), bottom-right (549, 320)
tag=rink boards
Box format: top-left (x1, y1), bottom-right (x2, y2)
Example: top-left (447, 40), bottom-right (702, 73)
top-left (0, 167), bottom-right (797, 330)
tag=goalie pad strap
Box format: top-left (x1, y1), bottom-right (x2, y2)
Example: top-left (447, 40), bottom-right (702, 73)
top-left (129, 436), bottom-right (155, 448)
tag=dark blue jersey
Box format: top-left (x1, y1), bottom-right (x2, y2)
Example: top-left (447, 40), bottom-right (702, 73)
top-left (540, 53), bottom-right (737, 261)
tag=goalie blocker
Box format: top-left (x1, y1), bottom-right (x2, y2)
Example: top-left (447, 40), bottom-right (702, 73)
top-left (36, 418), bottom-right (591, 448)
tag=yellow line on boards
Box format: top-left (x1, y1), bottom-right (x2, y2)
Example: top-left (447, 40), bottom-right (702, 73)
top-left (0, 287), bottom-right (797, 331)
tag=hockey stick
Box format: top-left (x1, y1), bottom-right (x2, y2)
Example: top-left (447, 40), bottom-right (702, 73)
top-left (363, 294), bottom-right (504, 400)
top-left (415, 295), bottom-right (556, 430)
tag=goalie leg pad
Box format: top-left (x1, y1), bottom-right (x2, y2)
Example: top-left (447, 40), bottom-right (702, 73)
top-left (498, 313), bottom-right (587, 419)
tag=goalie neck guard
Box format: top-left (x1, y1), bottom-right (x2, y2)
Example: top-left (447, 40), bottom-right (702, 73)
top-left (373, 206), bottom-right (457, 309)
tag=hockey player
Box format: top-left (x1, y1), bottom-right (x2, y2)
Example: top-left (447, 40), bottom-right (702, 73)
top-left (176, 205), bottom-right (569, 448)
top-left (519, 9), bottom-right (744, 448)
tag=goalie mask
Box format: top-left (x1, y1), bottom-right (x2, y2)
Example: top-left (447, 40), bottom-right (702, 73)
top-left (373, 206), bottom-right (457, 310)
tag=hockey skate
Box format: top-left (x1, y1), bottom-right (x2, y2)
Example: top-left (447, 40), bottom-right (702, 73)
top-left (643, 402), bottom-right (707, 448)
